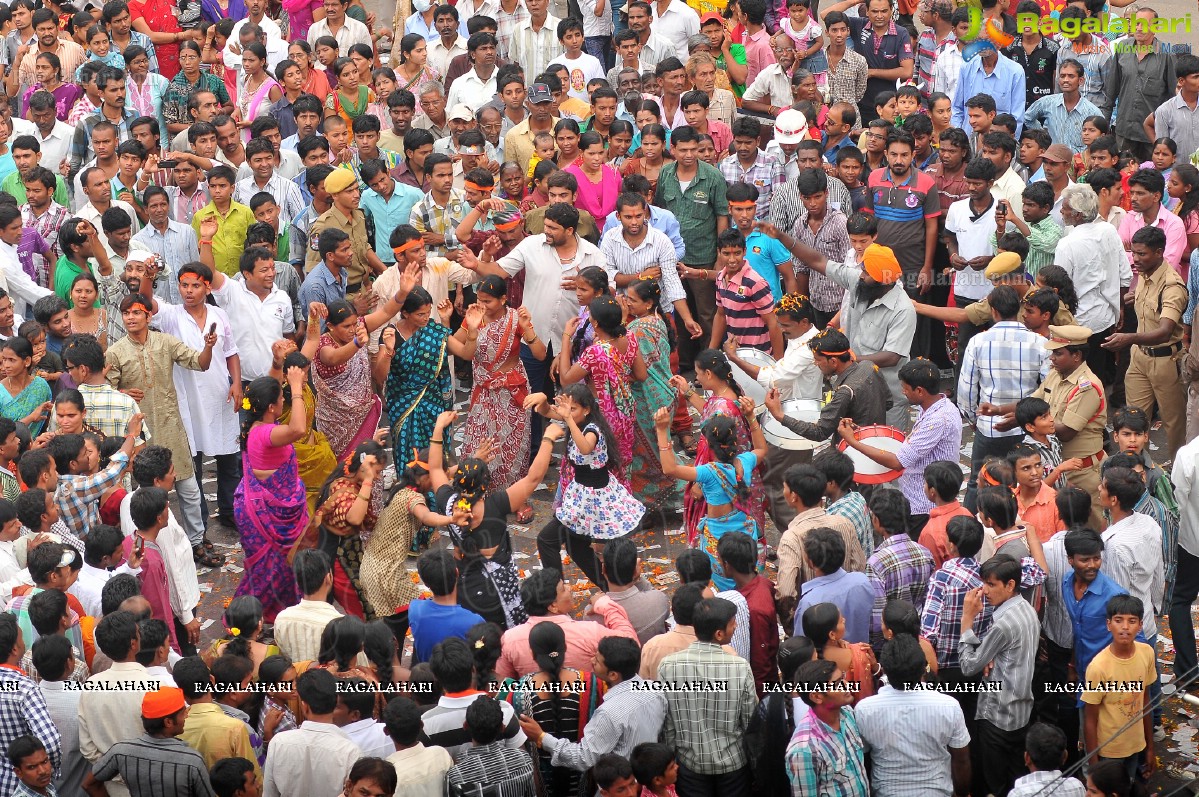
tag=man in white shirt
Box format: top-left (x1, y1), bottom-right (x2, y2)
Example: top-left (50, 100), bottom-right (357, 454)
top-left (0, 519), bottom-right (35, 606)
top-left (335, 685), bottom-right (395, 758)
top-left (222, 0), bottom-right (282, 57)
top-left (445, 33), bottom-right (499, 113)
top-left (382, 698), bottom-right (453, 797)
top-left (1055, 182), bottom-right (1128, 387)
top-left (69, 525), bottom-right (141, 618)
top-left (650, 0), bottom-right (699, 59)
top-left (427, 6), bottom-right (468, 75)
top-left (944, 156), bottom-right (1000, 306)
top-left (627, 1), bottom-right (677, 71)
top-left (273, 550), bottom-right (345, 664)
top-left (204, 244), bottom-right (294, 382)
top-left (1099, 464), bottom-right (1164, 640)
top-left (223, 22), bottom-right (287, 81)
top-left (306, 0), bottom-right (372, 54)
top-left (263, 668), bottom-right (362, 797)
top-left (26, 91), bottom-right (73, 174)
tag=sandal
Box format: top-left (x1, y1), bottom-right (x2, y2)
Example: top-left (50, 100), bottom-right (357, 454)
top-left (193, 545), bottom-right (224, 567)
top-left (514, 505), bottom-right (534, 524)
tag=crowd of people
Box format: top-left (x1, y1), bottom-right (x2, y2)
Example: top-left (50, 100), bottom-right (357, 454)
top-left (0, 0), bottom-right (1196, 794)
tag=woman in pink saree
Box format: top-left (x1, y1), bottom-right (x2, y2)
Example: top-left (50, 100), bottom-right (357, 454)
top-left (672, 348), bottom-right (765, 547)
top-left (313, 288), bottom-right (416, 460)
top-left (235, 42), bottom-right (281, 142)
top-left (234, 369), bottom-right (310, 622)
top-left (461, 277), bottom-right (544, 502)
top-left (558, 296), bottom-right (646, 487)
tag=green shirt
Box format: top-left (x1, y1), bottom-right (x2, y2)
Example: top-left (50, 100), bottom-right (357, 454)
top-left (716, 45), bottom-right (748, 97)
top-left (192, 201), bottom-right (254, 277)
top-left (53, 255), bottom-right (101, 307)
top-left (992, 216), bottom-right (1064, 278)
top-left (0, 170), bottom-right (70, 207)
top-left (654, 160), bottom-right (729, 267)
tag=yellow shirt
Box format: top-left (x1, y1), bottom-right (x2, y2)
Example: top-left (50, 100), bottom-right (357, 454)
top-left (1082, 643), bottom-right (1156, 758)
top-left (180, 702), bottom-right (262, 777)
top-left (192, 201), bottom-right (254, 277)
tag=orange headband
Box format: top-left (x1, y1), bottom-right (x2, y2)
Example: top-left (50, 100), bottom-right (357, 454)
top-left (392, 239), bottom-right (422, 256)
top-left (464, 181), bottom-right (492, 193)
top-left (728, 201), bottom-right (757, 208)
top-left (820, 349), bottom-right (850, 356)
top-left (406, 449), bottom-right (428, 471)
top-left (494, 216), bottom-right (522, 231)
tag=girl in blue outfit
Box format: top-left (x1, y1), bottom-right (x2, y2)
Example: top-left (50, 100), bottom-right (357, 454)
top-left (654, 396), bottom-right (767, 591)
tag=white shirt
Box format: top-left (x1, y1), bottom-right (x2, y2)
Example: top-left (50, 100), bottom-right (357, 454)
top-left (944, 193), bottom-right (999, 301)
top-left (638, 33), bottom-right (677, 71)
top-left (144, 665), bottom-right (177, 687)
top-left (445, 69), bottom-right (497, 114)
top-left (650, 0), bottom-right (700, 59)
top-left (153, 303), bottom-right (241, 457)
top-left (742, 63), bottom-right (793, 107)
top-left (756, 325), bottom-right (821, 401)
top-left (263, 721), bottom-right (362, 797)
top-left (1101, 511), bottom-right (1164, 637)
top-left (79, 660), bottom-right (154, 797)
top-left (1055, 218), bottom-right (1128, 332)
top-left (35, 120), bottom-right (74, 174)
top-left (223, 34), bottom-right (287, 76)
top-left (236, 173), bottom-right (305, 226)
top-left (993, 166), bottom-right (1027, 223)
top-left (0, 239), bottom-right (52, 316)
top-left (274, 598), bottom-right (345, 663)
top-left (119, 495), bottom-right (201, 625)
top-left (306, 16), bottom-right (373, 55)
top-left (236, 149), bottom-right (303, 182)
top-left (497, 234), bottom-right (603, 343)
top-left (1173, 435), bottom-right (1199, 559)
top-left (932, 43), bottom-right (963, 104)
top-left (855, 685), bottom-right (971, 797)
top-left (0, 537), bottom-right (34, 606)
top-left (507, 16), bottom-right (562, 83)
top-left (69, 560), bottom-right (140, 618)
top-left (427, 35), bottom-right (467, 77)
top-left (77, 200), bottom-right (141, 257)
top-left (210, 276), bottom-right (293, 380)
top-left (548, 52), bottom-right (605, 103)
top-left (342, 718), bottom-right (395, 759)
top-left (385, 744), bottom-right (453, 797)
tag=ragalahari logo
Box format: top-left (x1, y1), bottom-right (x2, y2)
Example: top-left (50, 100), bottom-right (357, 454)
top-left (960, 0), bottom-right (1016, 60)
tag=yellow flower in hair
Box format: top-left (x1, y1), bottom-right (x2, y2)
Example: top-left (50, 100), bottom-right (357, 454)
top-left (474, 638), bottom-right (485, 649)
top-left (241, 398), bottom-right (251, 411)
top-left (229, 627), bottom-right (241, 637)
top-left (455, 498), bottom-right (473, 513)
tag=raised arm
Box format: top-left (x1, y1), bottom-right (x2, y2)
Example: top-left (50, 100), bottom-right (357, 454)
top-left (268, 366), bottom-right (310, 447)
top-left (427, 410), bottom-right (456, 491)
top-left (362, 261), bottom-right (422, 333)
top-left (504, 424), bottom-right (565, 507)
top-left (654, 406), bottom-right (699, 482)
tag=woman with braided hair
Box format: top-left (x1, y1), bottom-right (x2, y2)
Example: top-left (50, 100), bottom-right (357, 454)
top-left (670, 349), bottom-right (767, 547)
top-left (426, 410), bottom-right (560, 628)
top-left (359, 450), bottom-right (470, 644)
top-left (654, 396), bottom-right (768, 591)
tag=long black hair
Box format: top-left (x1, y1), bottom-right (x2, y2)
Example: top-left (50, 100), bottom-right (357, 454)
top-left (240, 376), bottom-right (283, 445)
top-left (317, 615), bottom-right (366, 671)
top-left (1037, 265), bottom-right (1079, 314)
top-left (316, 440), bottom-right (388, 522)
top-left (695, 349), bottom-right (742, 396)
top-left (466, 622), bottom-right (503, 691)
top-left (529, 620), bottom-right (568, 736)
top-left (572, 267), bottom-right (610, 360)
top-left (221, 595), bottom-right (263, 660)
top-left (701, 414), bottom-right (749, 501)
top-left (628, 277), bottom-right (676, 349)
top-left (588, 295), bottom-right (626, 339)
top-left (561, 383), bottom-right (623, 473)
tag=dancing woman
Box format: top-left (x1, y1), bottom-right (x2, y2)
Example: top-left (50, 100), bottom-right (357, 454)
top-left (654, 397), bottom-right (766, 591)
top-left (671, 349), bottom-right (766, 546)
top-left (234, 367), bottom-right (309, 622)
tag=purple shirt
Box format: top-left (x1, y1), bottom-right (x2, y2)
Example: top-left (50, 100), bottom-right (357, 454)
top-left (895, 395), bottom-right (963, 513)
top-left (795, 568), bottom-right (875, 643)
top-left (17, 229), bottom-right (50, 284)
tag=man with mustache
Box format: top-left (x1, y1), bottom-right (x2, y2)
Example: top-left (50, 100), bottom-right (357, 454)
top-left (755, 223), bottom-right (916, 431)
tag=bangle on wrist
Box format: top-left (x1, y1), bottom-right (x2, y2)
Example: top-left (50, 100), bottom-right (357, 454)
top-left (355, 493), bottom-right (369, 501)
top-left (542, 435), bottom-right (556, 443)
top-left (429, 438), bottom-right (444, 444)
top-left (200, 239), bottom-right (213, 245)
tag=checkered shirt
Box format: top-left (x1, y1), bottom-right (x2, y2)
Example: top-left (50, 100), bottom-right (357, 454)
top-left (22, 202), bottom-right (70, 288)
top-left (867, 533), bottom-right (935, 646)
top-left (718, 152), bottom-right (784, 219)
top-left (828, 491), bottom-right (875, 559)
top-left (55, 451), bottom-right (130, 539)
top-left (0, 666), bottom-right (62, 797)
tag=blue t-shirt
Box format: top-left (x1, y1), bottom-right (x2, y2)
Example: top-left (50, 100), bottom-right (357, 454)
top-left (408, 599), bottom-right (487, 664)
top-left (742, 230), bottom-right (793, 302)
top-left (696, 451), bottom-right (758, 507)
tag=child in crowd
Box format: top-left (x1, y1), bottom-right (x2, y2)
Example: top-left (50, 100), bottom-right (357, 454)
top-left (894, 85), bottom-right (923, 124)
top-left (550, 19), bottom-right (605, 104)
top-left (630, 742), bottom-right (679, 797)
top-left (1008, 444), bottom-right (1061, 544)
top-left (781, 0), bottom-right (827, 92)
top-left (1016, 396), bottom-right (1080, 489)
top-left (1020, 289), bottom-right (1060, 338)
top-left (31, 296), bottom-right (71, 356)
top-left (918, 460), bottom-right (972, 568)
top-left (1010, 723), bottom-right (1082, 797)
top-left (527, 132), bottom-right (558, 180)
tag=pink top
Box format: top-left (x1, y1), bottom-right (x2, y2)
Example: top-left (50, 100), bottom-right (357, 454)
top-left (247, 422), bottom-right (290, 470)
top-left (121, 538), bottom-right (180, 652)
top-left (564, 164), bottom-right (622, 222)
top-left (495, 597), bottom-right (638, 680)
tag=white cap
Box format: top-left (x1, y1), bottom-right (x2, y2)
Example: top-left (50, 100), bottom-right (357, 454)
top-left (773, 109), bottom-right (809, 145)
top-left (126, 249), bottom-right (157, 264)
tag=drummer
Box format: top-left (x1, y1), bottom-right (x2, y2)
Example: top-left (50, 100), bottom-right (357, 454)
top-left (980, 325), bottom-right (1109, 529)
top-left (723, 293), bottom-right (822, 529)
top-left (763, 328), bottom-right (891, 443)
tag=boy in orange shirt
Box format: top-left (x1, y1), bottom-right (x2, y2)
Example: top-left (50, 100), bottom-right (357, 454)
top-left (1009, 444), bottom-right (1061, 544)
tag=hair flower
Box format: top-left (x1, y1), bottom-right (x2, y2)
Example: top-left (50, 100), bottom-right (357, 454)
top-left (229, 627), bottom-right (241, 637)
top-left (241, 398), bottom-right (251, 410)
top-left (474, 638), bottom-right (485, 649)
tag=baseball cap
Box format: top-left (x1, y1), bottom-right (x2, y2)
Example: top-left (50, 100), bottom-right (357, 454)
top-left (447, 104), bottom-right (474, 122)
top-left (528, 83), bottom-right (553, 104)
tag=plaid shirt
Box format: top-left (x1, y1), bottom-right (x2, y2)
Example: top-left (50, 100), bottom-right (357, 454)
top-left (1024, 92), bottom-right (1102, 154)
top-left (1008, 769), bottom-right (1086, 797)
top-left (792, 208), bottom-right (851, 313)
top-left (867, 533), bottom-right (934, 646)
top-left (22, 202), bottom-right (70, 288)
top-left (828, 491), bottom-right (875, 559)
top-left (55, 451), bottom-right (130, 540)
top-left (958, 321), bottom-right (1048, 438)
top-left (495, 2), bottom-right (531, 60)
top-left (785, 706), bottom-right (869, 797)
top-left (69, 108), bottom-right (137, 179)
top-left (825, 47), bottom-right (868, 106)
top-left (444, 741), bottom-right (536, 797)
top-left (409, 190), bottom-right (469, 256)
top-left (660, 641), bottom-right (759, 774)
top-left (0, 666), bottom-right (62, 797)
top-left (718, 152), bottom-right (784, 220)
top-left (920, 556), bottom-right (1045, 668)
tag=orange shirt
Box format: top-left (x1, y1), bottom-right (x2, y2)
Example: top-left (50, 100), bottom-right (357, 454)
top-left (1017, 483), bottom-right (1062, 544)
top-left (919, 501), bottom-right (972, 568)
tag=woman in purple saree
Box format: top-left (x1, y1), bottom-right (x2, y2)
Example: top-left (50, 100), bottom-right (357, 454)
top-left (233, 369), bottom-right (311, 622)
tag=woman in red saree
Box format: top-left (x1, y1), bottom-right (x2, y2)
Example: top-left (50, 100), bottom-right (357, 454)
top-left (234, 368), bottom-right (310, 622)
top-left (461, 276), bottom-right (545, 514)
top-left (672, 348), bottom-right (765, 546)
top-left (129, 0), bottom-right (189, 79)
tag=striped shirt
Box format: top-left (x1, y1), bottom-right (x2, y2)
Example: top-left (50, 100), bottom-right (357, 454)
top-left (785, 706), bottom-right (870, 797)
top-left (599, 227), bottom-right (684, 311)
top-left (715, 263), bottom-right (775, 352)
top-left (959, 595), bottom-right (1041, 732)
top-left (957, 321), bottom-right (1049, 439)
top-left (791, 208), bottom-right (851, 313)
top-left (863, 167), bottom-right (941, 275)
top-left (93, 734), bottom-right (215, 797)
top-left (894, 396), bottom-right (962, 513)
top-left (660, 642), bottom-right (759, 775)
top-left (236, 175), bottom-right (306, 228)
top-left (444, 741), bottom-right (536, 797)
top-left (771, 174), bottom-right (853, 233)
top-left (1008, 770), bottom-right (1086, 797)
top-left (855, 686), bottom-right (971, 797)
top-left (915, 29), bottom-right (955, 98)
top-left (1101, 512), bottom-right (1164, 637)
top-left (0, 666), bottom-right (62, 797)
top-left (542, 676), bottom-right (667, 770)
top-left (506, 16), bottom-right (561, 85)
top-left (1024, 93), bottom-right (1102, 154)
top-left (825, 47), bottom-right (869, 107)
top-left (718, 152), bottom-right (785, 220)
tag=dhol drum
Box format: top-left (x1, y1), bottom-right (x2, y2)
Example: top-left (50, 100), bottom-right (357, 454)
top-left (837, 425), bottom-right (907, 484)
top-left (759, 400), bottom-right (823, 451)
top-left (730, 348), bottom-right (774, 405)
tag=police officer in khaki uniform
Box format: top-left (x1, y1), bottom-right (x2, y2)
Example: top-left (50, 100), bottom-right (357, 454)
top-left (1036, 324), bottom-right (1109, 528)
top-left (305, 169), bottom-right (386, 296)
top-left (913, 252), bottom-right (1076, 330)
top-left (1100, 226), bottom-right (1188, 462)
